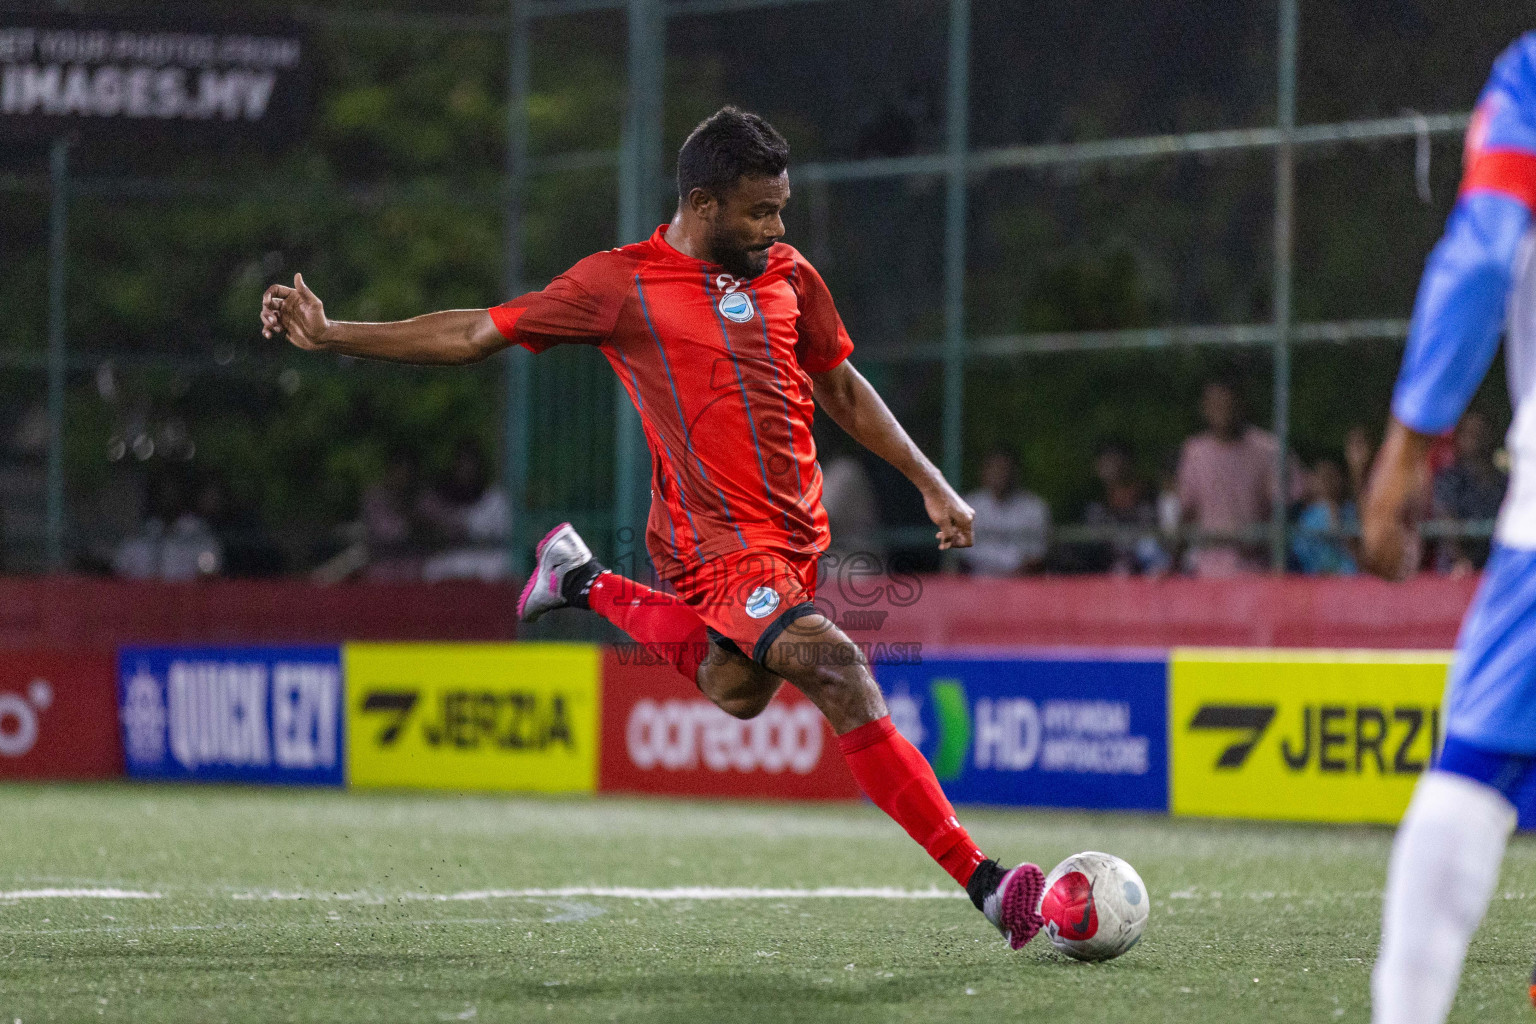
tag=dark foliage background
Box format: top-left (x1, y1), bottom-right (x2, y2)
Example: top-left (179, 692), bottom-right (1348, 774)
top-left (2, 0), bottom-right (1528, 571)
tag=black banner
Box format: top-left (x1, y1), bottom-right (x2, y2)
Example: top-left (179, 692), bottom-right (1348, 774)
top-left (0, 13), bottom-right (310, 146)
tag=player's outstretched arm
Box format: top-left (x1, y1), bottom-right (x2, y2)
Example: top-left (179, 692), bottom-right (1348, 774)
top-left (811, 360), bottom-right (974, 549)
top-left (259, 274), bottom-right (509, 365)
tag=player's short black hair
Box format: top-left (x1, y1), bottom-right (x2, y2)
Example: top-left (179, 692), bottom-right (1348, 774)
top-left (676, 106), bottom-right (790, 201)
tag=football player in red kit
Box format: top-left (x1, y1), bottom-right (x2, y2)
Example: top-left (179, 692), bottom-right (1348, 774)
top-left (260, 106), bottom-right (1045, 949)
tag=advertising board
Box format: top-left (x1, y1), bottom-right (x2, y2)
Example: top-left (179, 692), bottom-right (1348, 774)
top-left (118, 646), bottom-right (343, 785)
top-left (1170, 649), bottom-right (1450, 824)
top-left (346, 643), bottom-right (599, 793)
top-left (875, 654), bottom-right (1169, 811)
top-left (0, 650), bottom-right (120, 779)
top-left (598, 649), bottom-right (859, 800)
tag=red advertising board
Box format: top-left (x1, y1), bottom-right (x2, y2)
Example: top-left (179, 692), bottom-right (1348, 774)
top-left (0, 650), bottom-right (122, 779)
top-left (599, 649), bottom-right (859, 800)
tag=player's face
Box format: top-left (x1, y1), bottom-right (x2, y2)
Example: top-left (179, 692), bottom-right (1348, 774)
top-left (706, 171), bottom-right (789, 279)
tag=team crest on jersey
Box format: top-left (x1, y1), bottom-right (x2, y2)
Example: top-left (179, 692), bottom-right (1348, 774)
top-left (717, 289), bottom-right (755, 323)
top-left (744, 586), bottom-right (781, 619)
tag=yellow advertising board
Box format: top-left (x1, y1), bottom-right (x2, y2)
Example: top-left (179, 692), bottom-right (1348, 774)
top-left (1170, 648), bottom-right (1452, 824)
top-left (345, 643), bottom-right (600, 793)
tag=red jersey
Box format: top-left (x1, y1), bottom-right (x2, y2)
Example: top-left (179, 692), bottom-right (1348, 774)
top-left (488, 225), bottom-right (854, 581)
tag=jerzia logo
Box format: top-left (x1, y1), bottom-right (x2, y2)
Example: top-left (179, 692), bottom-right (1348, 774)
top-left (362, 689), bottom-right (575, 751)
top-left (1186, 704), bottom-right (1276, 769)
top-left (1187, 702), bottom-right (1439, 774)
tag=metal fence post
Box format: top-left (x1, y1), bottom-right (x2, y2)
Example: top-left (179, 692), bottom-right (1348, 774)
top-left (45, 136), bottom-right (70, 572)
top-left (1270, 0), bottom-right (1298, 572)
top-left (613, 0), bottom-right (663, 570)
top-left (941, 0), bottom-right (971, 491)
top-left (504, 0), bottom-right (534, 579)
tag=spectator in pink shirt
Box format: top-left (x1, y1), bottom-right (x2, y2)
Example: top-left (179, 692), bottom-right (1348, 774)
top-left (1176, 380), bottom-right (1301, 576)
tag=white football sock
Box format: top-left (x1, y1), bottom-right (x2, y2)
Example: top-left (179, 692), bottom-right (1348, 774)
top-left (1372, 770), bottom-right (1517, 1024)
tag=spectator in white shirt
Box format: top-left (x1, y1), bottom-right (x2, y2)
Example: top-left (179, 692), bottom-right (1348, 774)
top-left (959, 448), bottom-right (1049, 575)
top-left (112, 474), bottom-right (222, 580)
top-left (418, 440), bottom-right (511, 582)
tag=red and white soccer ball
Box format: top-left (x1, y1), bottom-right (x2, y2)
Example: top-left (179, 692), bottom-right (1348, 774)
top-left (1039, 851), bottom-right (1149, 962)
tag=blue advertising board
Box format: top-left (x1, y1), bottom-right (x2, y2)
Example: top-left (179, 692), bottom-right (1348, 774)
top-left (876, 654), bottom-right (1168, 812)
top-left (119, 646), bottom-right (344, 786)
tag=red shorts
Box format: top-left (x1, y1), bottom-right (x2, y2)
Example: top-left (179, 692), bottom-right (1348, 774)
top-left (667, 549), bottom-right (819, 664)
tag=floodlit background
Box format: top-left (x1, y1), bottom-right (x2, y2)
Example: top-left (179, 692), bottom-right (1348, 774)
top-left (3, 2), bottom-right (1525, 595)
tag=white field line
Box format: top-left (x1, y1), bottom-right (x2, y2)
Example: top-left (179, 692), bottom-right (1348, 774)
top-left (232, 886), bottom-right (969, 903)
top-left (0, 919), bottom-right (523, 937)
top-left (0, 888), bottom-right (162, 900)
top-left (0, 923), bottom-right (247, 937)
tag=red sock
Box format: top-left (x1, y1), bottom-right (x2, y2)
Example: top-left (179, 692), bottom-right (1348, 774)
top-left (587, 572), bottom-right (712, 684)
top-left (838, 716), bottom-right (986, 887)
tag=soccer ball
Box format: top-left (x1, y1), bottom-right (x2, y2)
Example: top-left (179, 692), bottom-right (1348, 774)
top-left (1039, 851), bottom-right (1149, 962)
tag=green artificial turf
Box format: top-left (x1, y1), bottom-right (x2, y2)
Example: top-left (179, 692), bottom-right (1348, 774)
top-left (2, 784), bottom-right (1535, 1023)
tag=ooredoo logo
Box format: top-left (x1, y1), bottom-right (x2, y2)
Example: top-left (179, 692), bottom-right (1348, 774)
top-left (626, 698), bottom-right (823, 774)
top-left (0, 679), bottom-right (53, 758)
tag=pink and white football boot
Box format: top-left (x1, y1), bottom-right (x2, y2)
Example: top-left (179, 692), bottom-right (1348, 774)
top-left (968, 858), bottom-right (1047, 950)
top-left (517, 522), bottom-right (602, 623)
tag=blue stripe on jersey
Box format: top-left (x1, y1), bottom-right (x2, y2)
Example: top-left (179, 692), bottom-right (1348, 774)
top-left (611, 341), bottom-right (692, 554)
top-left (1392, 191), bottom-right (1531, 434)
top-left (635, 276), bottom-right (748, 551)
top-left (782, 261), bottom-right (829, 555)
top-left (747, 283), bottom-right (806, 508)
top-left (703, 270), bottom-right (787, 533)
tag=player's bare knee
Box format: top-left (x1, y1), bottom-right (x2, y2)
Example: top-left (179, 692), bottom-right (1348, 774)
top-left (793, 659), bottom-right (874, 706)
top-left (713, 692), bottom-right (773, 721)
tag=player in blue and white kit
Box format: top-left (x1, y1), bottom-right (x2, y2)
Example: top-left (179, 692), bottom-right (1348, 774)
top-left (1363, 32), bottom-right (1536, 1024)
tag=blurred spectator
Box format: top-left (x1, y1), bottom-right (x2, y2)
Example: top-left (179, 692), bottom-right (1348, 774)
top-left (1433, 410), bottom-right (1507, 573)
top-left (113, 473), bottom-right (222, 580)
top-left (1176, 380), bottom-right (1302, 576)
top-left (418, 440), bottom-right (511, 582)
top-left (360, 453), bottom-right (423, 581)
top-left (192, 477), bottom-right (283, 577)
top-left (0, 403), bottom-right (49, 573)
top-left (1291, 457), bottom-right (1358, 575)
top-left (1081, 440), bottom-right (1169, 575)
top-left (958, 448), bottom-right (1048, 576)
top-left (821, 454), bottom-right (882, 561)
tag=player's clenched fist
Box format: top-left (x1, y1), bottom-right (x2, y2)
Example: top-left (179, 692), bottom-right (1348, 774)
top-left (925, 486), bottom-right (975, 550)
top-left (260, 273), bottom-right (329, 350)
